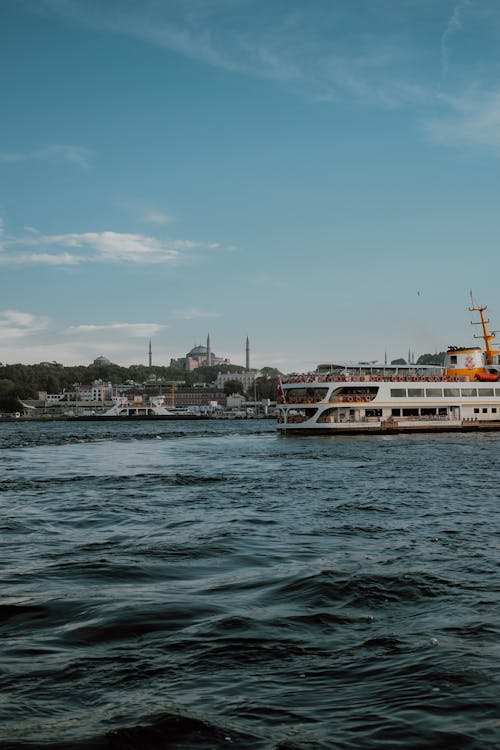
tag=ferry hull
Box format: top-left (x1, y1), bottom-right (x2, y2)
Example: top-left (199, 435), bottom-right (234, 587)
top-left (278, 420), bottom-right (500, 436)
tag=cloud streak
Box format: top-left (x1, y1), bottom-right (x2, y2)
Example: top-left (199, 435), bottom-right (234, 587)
top-left (425, 89), bottom-right (500, 152)
top-left (67, 322), bottom-right (166, 337)
top-left (23, 0), bottom-right (500, 159)
top-left (173, 307), bottom-right (221, 320)
top-left (143, 210), bottom-right (174, 225)
top-left (0, 226), bottom-right (222, 267)
top-left (37, 1), bottom-right (430, 104)
top-left (0, 310), bottom-right (50, 339)
top-left (0, 144), bottom-right (93, 168)
top-left (441, 0), bottom-right (472, 80)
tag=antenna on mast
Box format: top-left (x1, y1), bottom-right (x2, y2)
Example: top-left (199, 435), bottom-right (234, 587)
top-left (469, 293), bottom-right (498, 364)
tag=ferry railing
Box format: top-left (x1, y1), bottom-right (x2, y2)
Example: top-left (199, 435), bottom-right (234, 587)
top-left (282, 374), bottom-right (467, 385)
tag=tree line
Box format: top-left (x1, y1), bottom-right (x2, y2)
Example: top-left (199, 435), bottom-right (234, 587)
top-left (0, 361), bottom-right (283, 411)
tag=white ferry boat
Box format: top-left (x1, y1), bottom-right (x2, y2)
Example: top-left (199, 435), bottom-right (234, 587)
top-left (104, 395), bottom-right (174, 417)
top-left (277, 303), bottom-right (500, 435)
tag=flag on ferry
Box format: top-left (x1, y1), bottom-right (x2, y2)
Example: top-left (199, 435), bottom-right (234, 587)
top-left (277, 378), bottom-right (284, 401)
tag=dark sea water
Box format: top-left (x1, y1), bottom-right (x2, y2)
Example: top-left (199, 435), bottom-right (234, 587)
top-left (1, 419), bottom-right (500, 750)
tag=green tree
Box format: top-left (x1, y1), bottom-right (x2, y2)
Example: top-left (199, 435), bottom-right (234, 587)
top-left (223, 379), bottom-right (245, 396)
top-left (254, 376), bottom-right (281, 400)
top-left (45, 374), bottom-right (61, 393)
top-left (0, 378), bottom-right (23, 413)
top-left (417, 352), bottom-right (446, 365)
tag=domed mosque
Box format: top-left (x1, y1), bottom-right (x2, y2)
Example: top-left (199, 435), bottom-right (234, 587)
top-left (170, 334), bottom-right (230, 371)
top-left (93, 355), bottom-right (113, 366)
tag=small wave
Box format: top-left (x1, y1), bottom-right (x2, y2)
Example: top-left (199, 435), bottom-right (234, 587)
top-left (0, 710), bottom-right (260, 750)
top-left (0, 472), bottom-right (229, 492)
top-left (265, 569), bottom-right (449, 609)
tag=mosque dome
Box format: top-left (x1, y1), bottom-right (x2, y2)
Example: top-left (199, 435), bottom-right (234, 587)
top-left (93, 355), bottom-right (112, 366)
top-left (187, 345), bottom-right (208, 358)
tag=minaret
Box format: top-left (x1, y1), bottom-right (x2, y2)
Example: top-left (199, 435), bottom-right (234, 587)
top-left (149, 339), bottom-right (152, 367)
top-left (246, 336), bottom-right (250, 371)
top-left (207, 333), bottom-right (211, 367)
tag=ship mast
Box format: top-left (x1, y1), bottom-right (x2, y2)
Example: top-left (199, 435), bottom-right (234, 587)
top-left (469, 293), bottom-right (497, 365)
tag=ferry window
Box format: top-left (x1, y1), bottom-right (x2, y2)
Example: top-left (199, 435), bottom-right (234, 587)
top-left (450, 355), bottom-right (457, 364)
top-left (493, 408), bottom-right (497, 414)
top-left (426, 388), bottom-right (442, 397)
top-left (495, 389), bottom-right (500, 397)
top-left (402, 408), bottom-right (419, 416)
top-left (408, 388), bottom-right (424, 397)
top-left (443, 388), bottom-right (460, 397)
top-left (366, 409), bottom-right (382, 417)
top-left (390, 389), bottom-right (406, 397)
top-left (391, 408), bottom-right (401, 416)
top-left (474, 408), bottom-right (480, 414)
top-left (287, 408), bottom-right (317, 423)
top-left (286, 387), bottom-right (328, 403)
top-left (421, 408), bottom-right (437, 415)
top-left (331, 387), bottom-right (379, 402)
top-left (483, 408), bottom-right (488, 413)
top-left (317, 408), bottom-right (337, 423)
top-left (461, 388), bottom-right (477, 397)
top-left (479, 388), bottom-right (494, 396)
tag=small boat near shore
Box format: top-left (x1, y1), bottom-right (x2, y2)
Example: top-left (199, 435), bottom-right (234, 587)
top-left (277, 302), bottom-right (500, 435)
top-left (67, 396), bottom-right (210, 421)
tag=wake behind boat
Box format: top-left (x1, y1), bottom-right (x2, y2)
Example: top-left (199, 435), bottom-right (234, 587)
top-left (277, 302), bottom-right (500, 435)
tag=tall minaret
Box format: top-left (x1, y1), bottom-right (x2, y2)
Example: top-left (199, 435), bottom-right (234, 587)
top-left (149, 339), bottom-right (152, 367)
top-left (207, 333), bottom-right (211, 367)
top-left (246, 336), bottom-right (250, 371)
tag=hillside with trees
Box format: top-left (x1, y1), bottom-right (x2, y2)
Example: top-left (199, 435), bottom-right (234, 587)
top-left (0, 361), bottom-right (284, 403)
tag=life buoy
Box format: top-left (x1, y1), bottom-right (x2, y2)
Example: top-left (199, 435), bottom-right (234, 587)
top-left (355, 396), bottom-right (362, 402)
top-left (347, 396), bottom-right (353, 402)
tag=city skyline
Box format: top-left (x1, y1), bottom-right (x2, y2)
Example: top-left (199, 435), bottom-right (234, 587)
top-left (2, 1), bottom-right (500, 371)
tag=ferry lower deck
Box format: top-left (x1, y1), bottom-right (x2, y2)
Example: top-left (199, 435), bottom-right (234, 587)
top-left (277, 374), bottom-right (500, 435)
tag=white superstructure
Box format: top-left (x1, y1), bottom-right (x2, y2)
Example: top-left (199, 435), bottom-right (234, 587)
top-left (277, 302), bottom-right (500, 435)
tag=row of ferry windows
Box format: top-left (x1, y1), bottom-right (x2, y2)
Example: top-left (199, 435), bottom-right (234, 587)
top-left (390, 388), bottom-right (500, 398)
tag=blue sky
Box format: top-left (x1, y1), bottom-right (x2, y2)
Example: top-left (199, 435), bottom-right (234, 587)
top-left (1, 0), bottom-right (500, 372)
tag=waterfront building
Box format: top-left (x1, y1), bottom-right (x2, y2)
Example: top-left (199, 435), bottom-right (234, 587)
top-left (215, 370), bottom-right (261, 391)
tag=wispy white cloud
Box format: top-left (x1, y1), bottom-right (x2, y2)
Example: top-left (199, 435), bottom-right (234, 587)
top-left (143, 210), bottom-right (174, 225)
top-left (441, 0), bottom-right (472, 80)
top-left (0, 310), bottom-right (50, 339)
top-left (0, 225), bottom-right (222, 267)
top-left (0, 251), bottom-right (82, 266)
top-left (425, 89), bottom-right (500, 151)
top-left (0, 144), bottom-right (93, 168)
top-left (173, 307), bottom-right (221, 320)
top-left (37, 1), bottom-right (428, 105)
top-left (28, 0), bottom-right (500, 158)
top-left (67, 322), bottom-right (166, 337)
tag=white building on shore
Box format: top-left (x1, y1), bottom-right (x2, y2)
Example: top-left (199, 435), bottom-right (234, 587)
top-left (215, 370), bottom-right (261, 391)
